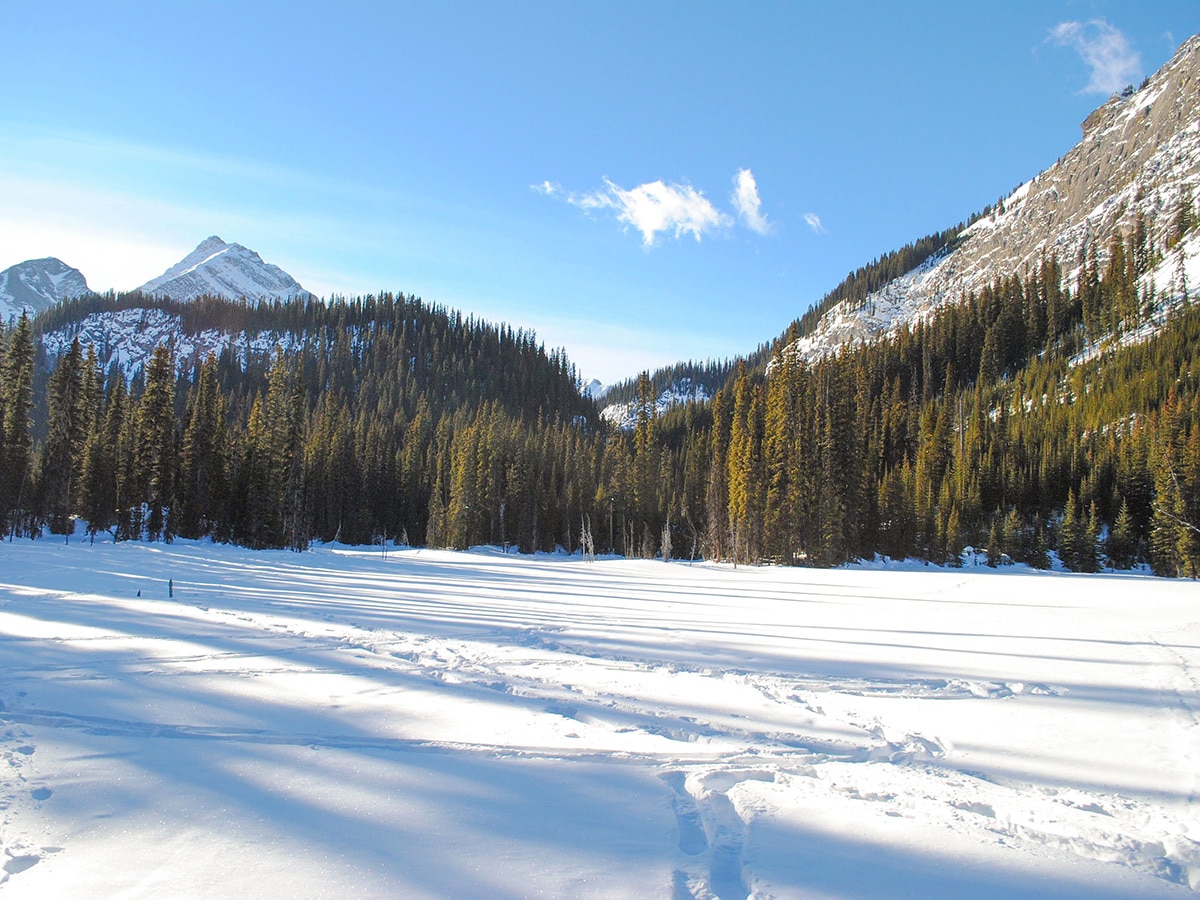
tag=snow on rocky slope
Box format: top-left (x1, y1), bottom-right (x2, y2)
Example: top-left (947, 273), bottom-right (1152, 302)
top-left (37, 236), bottom-right (314, 373)
top-left (600, 377), bottom-right (711, 429)
top-left (40, 307), bottom-right (304, 374)
top-left (137, 235), bottom-right (312, 303)
top-left (0, 539), bottom-right (1195, 897)
top-left (1070, 226), bottom-right (1200, 367)
top-left (784, 33), bottom-right (1200, 366)
top-left (0, 258), bottom-right (90, 323)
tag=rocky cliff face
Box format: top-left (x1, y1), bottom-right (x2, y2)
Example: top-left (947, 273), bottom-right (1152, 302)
top-left (784, 34), bottom-right (1200, 364)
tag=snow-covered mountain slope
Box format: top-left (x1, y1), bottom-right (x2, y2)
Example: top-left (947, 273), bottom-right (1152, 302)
top-left (783, 33), bottom-right (1200, 366)
top-left (137, 236), bottom-right (312, 303)
top-left (600, 377), bottom-right (711, 429)
top-left (1070, 226), bottom-right (1200, 367)
top-left (41, 308), bottom-right (303, 374)
top-left (0, 258), bottom-right (90, 322)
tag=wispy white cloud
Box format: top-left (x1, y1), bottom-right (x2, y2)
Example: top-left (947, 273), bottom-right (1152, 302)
top-left (531, 180), bottom-right (560, 196)
top-left (568, 178), bottom-right (731, 246)
top-left (803, 213), bottom-right (825, 234)
top-left (1049, 19), bottom-right (1142, 95)
top-left (731, 168), bottom-right (771, 235)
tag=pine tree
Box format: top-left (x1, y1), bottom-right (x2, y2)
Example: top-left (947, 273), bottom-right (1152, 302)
top-left (944, 504), bottom-right (963, 566)
top-left (1079, 501), bottom-right (1101, 573)
top-left (986, 517), bottom-right (1003, 567)
top-left (1, 313), bottom-right (35, 536)
top-left (111, 378), bottom-right (140, 541)
top-left (1105, 499), bottom-right (1136, 569)
top-left (704, 387), bottom-right (731, 560)
top-left (79, 417), bottom-right (116, 543)
top-left (1029, 516), bottom-right (1051, 570)
top-left (266, 354), bottom-right (308, 550)
top-left (632, 371), bottom-right (660, 537)
top-left (137, 345), bottom-right (177, 541)
top-left (177, 354), bottom-right (228, 539)
top-left (39, 339), bottom-right (87, 536)
top-left (1058, 490), bottom-right (1081, 571)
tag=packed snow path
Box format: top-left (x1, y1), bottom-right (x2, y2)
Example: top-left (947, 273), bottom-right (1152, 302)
top-left (0, 540), bottom-right (1196, 897)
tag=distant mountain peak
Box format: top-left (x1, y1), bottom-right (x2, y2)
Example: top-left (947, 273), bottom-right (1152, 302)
top-left (137, 237), bottom-right (312, 303)
top-left (0, 257), bottom-right (90, 322)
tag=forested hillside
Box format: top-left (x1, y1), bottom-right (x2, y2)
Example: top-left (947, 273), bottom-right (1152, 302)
top-left (1, 292), bottom-right (596, 550)
top-left (598, 225), bottom-right (964, 416)
top-left (2, 202), bottom-right (1196, 577)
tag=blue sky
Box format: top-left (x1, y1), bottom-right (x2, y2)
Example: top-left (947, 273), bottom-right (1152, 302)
top-left (1, 3), bottom-right (1195, 384)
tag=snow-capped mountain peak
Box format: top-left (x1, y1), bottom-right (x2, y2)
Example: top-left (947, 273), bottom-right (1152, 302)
top-left (0, 257), bottom-right (90, 323)
top-left (137, 236), bottom-right (312, 303)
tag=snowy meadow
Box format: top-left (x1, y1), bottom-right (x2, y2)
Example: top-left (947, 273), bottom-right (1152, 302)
top-left (0, 539), bottom-right (1196, 898)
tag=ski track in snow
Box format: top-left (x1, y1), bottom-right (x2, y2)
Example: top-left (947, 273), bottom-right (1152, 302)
top-left (0, 541), bottom-right (1196, 897)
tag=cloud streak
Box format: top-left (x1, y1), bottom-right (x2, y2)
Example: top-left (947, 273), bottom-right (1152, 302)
top-left (731, 168), bottom-right (771, 234)
top-left (803, 213), bottom-right (825, 234)
top-left (569, 178), bottom-right (731, 246)
top-left (1049, 19), bottom-right (1142, 95)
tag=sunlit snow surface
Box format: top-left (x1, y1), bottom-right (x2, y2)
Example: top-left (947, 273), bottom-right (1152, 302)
top-left (0, 540), bottom-right (1196, 898)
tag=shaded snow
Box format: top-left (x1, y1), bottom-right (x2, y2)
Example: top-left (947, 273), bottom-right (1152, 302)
top-left (0, 539), bottom-right (1196, 897)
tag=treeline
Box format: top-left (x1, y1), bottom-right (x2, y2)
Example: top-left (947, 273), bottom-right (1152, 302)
top-left (2, 293), bottom-right (600, 550)
top-left (599, 358), bottom-right (742, 409)
top-left (37, 291), bottom-right (590, 428)
top-left (5, 216), bottom-right (1199, 576)
top-left (597, 214), bottom-right (1199, 575)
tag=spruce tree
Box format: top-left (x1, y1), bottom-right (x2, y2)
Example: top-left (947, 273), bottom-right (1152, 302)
top-left (1105, 499), bottom-right (1136, 569)
top-left (177, 354), bottom-right (228, 539)
top-left (39, 339), bottom-right (86, 535)
top-left (1, 313), bottom-right (34, 536)
top-left (137, 345), bottom-right (177, 541)
top-left (1058, 490), bottom-right (1081, 571)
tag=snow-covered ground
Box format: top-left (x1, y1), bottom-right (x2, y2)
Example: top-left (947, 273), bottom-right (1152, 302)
top-left (0, 539), bottom-right (1196, 898)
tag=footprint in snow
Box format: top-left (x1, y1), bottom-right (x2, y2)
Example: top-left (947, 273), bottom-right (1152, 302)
top-left (3, 854), bottom-right (39, 875)
top-left (660, 771), bottom-right (708, 856)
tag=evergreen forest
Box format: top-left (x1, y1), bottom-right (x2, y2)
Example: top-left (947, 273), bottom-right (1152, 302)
top-left (2, 213), bottom-right (1199, 578)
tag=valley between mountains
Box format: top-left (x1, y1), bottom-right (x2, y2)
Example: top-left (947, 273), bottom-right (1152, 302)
top-left (2, 20), bottom-right (1200, 900)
